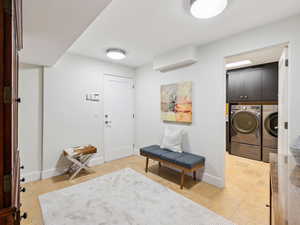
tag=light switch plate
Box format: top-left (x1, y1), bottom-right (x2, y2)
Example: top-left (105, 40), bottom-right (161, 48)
top-left (86, 92), bottom-right (100, 102)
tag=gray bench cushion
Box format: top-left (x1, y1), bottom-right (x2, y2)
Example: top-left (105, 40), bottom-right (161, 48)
top-left (174, 152), bottom-right (205, 169)
top-left (159, 151), bottom-right (184, 163)
top-left (140, 145), bottom-right (171, 158)
top-left (140, 145), bottom-right (205, 169)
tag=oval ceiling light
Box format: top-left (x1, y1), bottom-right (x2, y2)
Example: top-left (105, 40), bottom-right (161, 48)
top-left (106, 48), bottom-right (126, 60)
top-left (190, 0), bottom-right (228, 19)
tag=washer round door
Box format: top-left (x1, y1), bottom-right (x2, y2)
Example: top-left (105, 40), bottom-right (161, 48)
top-left (264, 112), bottom-right (278, 137)
top-left (232, 111), bottom-right (259, 134)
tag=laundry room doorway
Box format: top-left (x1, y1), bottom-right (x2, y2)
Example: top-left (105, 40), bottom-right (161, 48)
top-left (223, 43), bottom-right (289, 225)
top-left (225, 43), bottom-right (289, 162)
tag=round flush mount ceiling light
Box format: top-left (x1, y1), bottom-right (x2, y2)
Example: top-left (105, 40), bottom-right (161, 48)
top-left (190, 0), bottom-right (228, 19)
top-left (106, 48), bottom-right (126, 60)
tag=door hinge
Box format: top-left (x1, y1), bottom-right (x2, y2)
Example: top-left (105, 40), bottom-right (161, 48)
top-left (285, 59), bottom-right (289, 67)
top-left (3, 86), bottom-right (12, 104)
top-left (4, 174), bottom-right (12, 193)
top-left (284, 122), bottom-right (288, 130)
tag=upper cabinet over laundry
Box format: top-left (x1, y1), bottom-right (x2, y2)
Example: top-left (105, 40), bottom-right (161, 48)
top-left (227, 63), bottom-right (278, 102)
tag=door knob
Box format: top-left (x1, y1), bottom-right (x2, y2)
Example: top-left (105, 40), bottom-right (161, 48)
top-left (21, 212), bottom-right (28, 220)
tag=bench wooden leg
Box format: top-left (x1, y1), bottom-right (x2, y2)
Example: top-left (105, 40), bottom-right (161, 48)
top-left (180, 170), bottom-right (185, 189)
top-left (145, 157), bottom-right (149, 173)
top-left (193, 171), bottom-right (196, 181)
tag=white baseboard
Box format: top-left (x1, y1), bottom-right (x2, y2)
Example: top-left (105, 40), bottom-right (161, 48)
top-left (41, 156), bottom-right (105, 180)
top-left (202, 173), bottom-right (224, 188)
top-left (133, 148), bottom-right (140, 155)
top-left (21, 171), bottom-right (41, 183)
top-left (41, 167), bottom-right (68, 179)
top-left (88, 156), bottom-right (104, 167)
top-left (157, 163), bottom-right (224, 188)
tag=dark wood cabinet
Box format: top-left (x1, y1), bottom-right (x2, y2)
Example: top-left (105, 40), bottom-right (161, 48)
top-left (227, 68), bottom-right (262, 102)
top-left (227, 70), bottom-right (243, 102)
top-left (227, 63), bottom-right (278, 103)
top-left (262, 63), bottom-right (278, 101)
top-left (0, 0), bottom-right (23, 224)
top-left (242, 68), bottom-right (263, 101)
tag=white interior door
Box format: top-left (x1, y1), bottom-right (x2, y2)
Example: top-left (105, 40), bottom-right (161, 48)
top-left (104, 75), bottom-right (134, 162)
top-left (278, 47), bottom-right (289, 155)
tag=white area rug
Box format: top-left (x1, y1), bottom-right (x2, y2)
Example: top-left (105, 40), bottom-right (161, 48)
top-left (39, 168), bottom-right (235, 225)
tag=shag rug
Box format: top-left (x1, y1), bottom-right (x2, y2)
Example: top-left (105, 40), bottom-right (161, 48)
top-left (39, 168), bottom-right (235, 225)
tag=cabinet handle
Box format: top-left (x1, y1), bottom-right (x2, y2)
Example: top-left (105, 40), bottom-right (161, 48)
top-left (266, 204), bottom-right (270, 208)
top-left (20, 187), bottom-right (26, 193)
top-left (240, 96), bottom-right (244, 99)
top-left (20, 177), bottom-right (25, 182)
top-left (16, 98), bottom-right (21, 103)
top-left (20, 165), bottom-right (24, 170)
top-left (21, 212), bottom-right (28, 220)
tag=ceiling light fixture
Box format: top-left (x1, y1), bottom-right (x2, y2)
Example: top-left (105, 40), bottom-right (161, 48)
top-left (106, 48), bottom-right (126, 60)
top-left (190, 0), bottom-right (228, 19)
top-left (226, 60), bottom-right (252, 68)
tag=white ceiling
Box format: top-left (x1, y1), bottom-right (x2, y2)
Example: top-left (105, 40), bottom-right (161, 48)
top-left (225, 44), bottom-right (286, 70)
top-left (69, 0), bottom-right (300, 68)
top-left (19, 0), bottom-right (112, 66)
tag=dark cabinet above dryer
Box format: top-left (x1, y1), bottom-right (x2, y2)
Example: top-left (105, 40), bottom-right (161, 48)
top-left (227, 62), bottom-right (278, 102)
top-left (227, 68), bottom-right (262, 102)
top-left (262, 63), bottom-right (279, 101)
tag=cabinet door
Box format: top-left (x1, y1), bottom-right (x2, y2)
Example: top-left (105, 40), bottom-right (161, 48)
top-left (227, 71), bottom-right (243, 102)
top-left (262, 63), bottom-right (278, 101)
top-left (242, 68), bottom-right (262, 101)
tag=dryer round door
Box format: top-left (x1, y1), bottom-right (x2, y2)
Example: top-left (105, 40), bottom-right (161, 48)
top-left (232, 111), bottom-right (259, 134)
top-left (264, 112), bottom-right (278, 137)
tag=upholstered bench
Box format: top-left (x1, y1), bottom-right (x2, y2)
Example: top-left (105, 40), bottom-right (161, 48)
top-left (140, 145), bottom-right (205, 189)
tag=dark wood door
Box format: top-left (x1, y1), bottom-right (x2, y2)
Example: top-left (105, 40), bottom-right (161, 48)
top-left (262, 63), bottom-right (278, 101)
top-left (242, 68), bottom-right (263, 101)
top-left (0, 0), bottom-right (23, 224)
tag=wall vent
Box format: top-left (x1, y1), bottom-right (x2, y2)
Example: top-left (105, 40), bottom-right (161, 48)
top-left (153, 46), bottom-right (198, 72)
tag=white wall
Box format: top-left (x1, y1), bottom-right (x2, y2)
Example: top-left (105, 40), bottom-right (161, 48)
top-left (42, 53), bottom-right (135, 178)
top-left (135, 15), bottom-right (300, 188)
top-left (19, 64), bottom-right (43, 182)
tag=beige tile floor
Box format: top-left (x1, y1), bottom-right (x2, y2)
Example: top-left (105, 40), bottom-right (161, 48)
top-left (21, 153), bottom-right (270, 225)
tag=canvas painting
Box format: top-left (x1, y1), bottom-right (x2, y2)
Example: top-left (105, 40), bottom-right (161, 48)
top-left (161, 81), bottom-right (192, 123)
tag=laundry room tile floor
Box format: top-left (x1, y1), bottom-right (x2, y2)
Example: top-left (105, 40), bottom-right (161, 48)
top-left (21, 153), bottom-right (270, 225)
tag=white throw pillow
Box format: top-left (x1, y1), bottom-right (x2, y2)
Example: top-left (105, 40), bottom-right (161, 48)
top-left (160, 127), bottom-right (183, 152)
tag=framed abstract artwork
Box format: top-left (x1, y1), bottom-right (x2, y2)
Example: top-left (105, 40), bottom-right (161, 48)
top-left (161, 81), bottom-right (192, 123)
